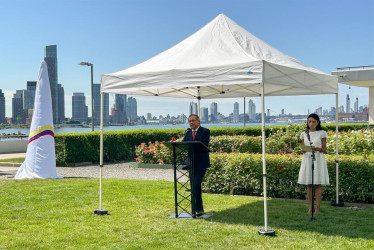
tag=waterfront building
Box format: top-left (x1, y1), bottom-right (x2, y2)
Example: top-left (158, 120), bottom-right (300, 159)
top-left (210, 102), bottom-right (218, 122)
top-left (44, 45), bottom-right (59, 123)
top-left (112, 94), bottom-right (127, 124)
top-left (72, 93), bottom-right (88, 123)
top-left (354, 97), bottom-right (359, 113)
top-left (339, 105), bottom-right (345, 113)
top-left (315, 106), bottom-right (322, 116)
top-left (24, 81), bottom-right (37, 110)
top-left (12, 90), bottom-right (26, 124)
top-left (57, 84), bottom-right (65, 122)
top-left (189, 101), bottom-right (198, 115)
top-left (233, 102), bottom-right (239, 122)
top-left (201, 107), bottom-right (209, 123)
top-left (248, 99), bottom-right (256, 122)
top-left (0, 90), bottom-right (5, 123)
top-left (346, 94), bottom-right (350, 113)
top-left (93, 84), bottom-right (109, 125)
top-left (127, 97), bottom-right (137, 123)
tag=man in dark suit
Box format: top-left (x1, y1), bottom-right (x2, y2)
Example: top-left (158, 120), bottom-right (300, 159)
top-left (182, 114), bottom-right (210, 216)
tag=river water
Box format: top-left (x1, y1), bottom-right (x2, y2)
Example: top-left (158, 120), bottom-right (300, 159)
top-left (0, 122), bottom-right (291, 137)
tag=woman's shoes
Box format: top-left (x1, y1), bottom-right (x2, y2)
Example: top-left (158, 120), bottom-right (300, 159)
top-left (308, 208), bottom-right (320, 214)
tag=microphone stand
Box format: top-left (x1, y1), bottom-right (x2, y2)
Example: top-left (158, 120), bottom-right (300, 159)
top-left (307, 134), bottom-right (316, 221)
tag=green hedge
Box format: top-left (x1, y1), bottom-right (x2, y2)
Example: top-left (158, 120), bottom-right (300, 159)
top-left (55, 129), bottom-right (184, 164)
top-left (204, 153), bottom-right (374, 203)
top-left (55, 124), bottom-right (371, 164)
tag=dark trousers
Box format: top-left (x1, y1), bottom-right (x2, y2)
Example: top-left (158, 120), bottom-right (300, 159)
top-left (193, 167), bottom-right (207, 212)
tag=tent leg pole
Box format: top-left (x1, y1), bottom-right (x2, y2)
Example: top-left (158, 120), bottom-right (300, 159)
top-left (197, 87), bottom-right (201, 117)
top-left (243, 97), bottom-right (246, 127)
top-left (94, 92), bottom-right (108, 215)
top-left (332, 93), bottom-right (344, 207)
top-left (258, 80), bottom-right (275, 236)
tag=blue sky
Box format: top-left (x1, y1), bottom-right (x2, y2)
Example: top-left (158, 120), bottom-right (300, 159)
top-left (1, 0), bottom-right (373, 118)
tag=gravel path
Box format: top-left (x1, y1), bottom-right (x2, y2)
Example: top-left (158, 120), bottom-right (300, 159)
top-left (0, 162), bottom-right (181, 181)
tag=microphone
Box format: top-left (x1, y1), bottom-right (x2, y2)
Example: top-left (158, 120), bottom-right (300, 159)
top-left (305, 129), bottom-right (311, 143)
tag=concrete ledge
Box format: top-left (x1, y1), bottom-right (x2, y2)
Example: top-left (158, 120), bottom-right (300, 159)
top-left (129, 162), bottom-right (174, 169)
top-left (0, 162), bottom-right (22, 167)
top-left (0, 140), bottom-right (27, 154)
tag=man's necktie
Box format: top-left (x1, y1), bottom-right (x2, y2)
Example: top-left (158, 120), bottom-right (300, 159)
top-left (192, 130), bottom-right (196, 140)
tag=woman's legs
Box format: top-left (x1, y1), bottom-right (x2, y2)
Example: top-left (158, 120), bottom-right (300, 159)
top-left (307, 185), bottom-right (313, 213)
top-left (315, 185), bottom-right (322, 213)
top-left (307, 185), bottom-right (322, 213)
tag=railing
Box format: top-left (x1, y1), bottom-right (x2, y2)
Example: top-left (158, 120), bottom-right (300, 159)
top-left (336, 65), bottom-right (374, 71)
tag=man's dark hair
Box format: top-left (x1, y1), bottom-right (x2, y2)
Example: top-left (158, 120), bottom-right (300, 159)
top-left (188, 114), bottom-right (200, 121)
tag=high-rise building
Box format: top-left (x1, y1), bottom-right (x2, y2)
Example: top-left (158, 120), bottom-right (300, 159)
top-left (339, 105), bottom-right (345, 113)
top-left (346, 94), bottom-right (350, 113)
top-left (93, 84), bottom-right (109, 125)
top-left (315, 106), bottom-right (322, 116)
top-left (248, 99), bottom-right (256, 122)
top-left (146, 113), bottom-right (152, 120)
top-left (210, 102), bottom-right (218, 122)
top-left (44, 45), bottom-right (58, 123)
top-left (72, 93), bottom-right (88, 123)
top-left (57, 84), bottom-right (65, 123)
top-left (127, 97), bottom-right (138, 123)
top-left (112, 94), bottom-right (127, 124)
top-left (12, 90), bottom-right (26, 124)
top-left (201, 107), bottom-right (209, 122)
top-left (233, 102), bottom-right (239, 122)
top-left (354, 97), bottom-right (358, 113)
top-left (24, 81), bottom-right (37, 110)
top-left (0, 90), bottom-right (5, 123)
top-left (189, 101), bottom-right (198, 115)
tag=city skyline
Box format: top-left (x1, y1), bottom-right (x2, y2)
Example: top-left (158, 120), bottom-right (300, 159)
top-left (1, 1), bottom-right (373, 119)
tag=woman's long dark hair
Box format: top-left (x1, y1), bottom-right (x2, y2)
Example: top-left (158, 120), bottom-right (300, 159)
top-left (306, 113), bottom-right (322, 130)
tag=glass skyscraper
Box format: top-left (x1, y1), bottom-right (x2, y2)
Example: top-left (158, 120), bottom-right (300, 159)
top-left (44, 45), bottom-right (59, 123)
top-left (72, 93), bottom-right (88, 123)
top-left (0, 90), bottom-right (5, 123)
top-left (93, 84), bottom-right (109, 125)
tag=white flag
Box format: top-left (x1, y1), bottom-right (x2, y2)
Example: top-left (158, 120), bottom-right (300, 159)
top-left (15, 61), bottom-right (62, 179)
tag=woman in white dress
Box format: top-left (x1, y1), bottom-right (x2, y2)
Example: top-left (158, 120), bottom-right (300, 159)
top-left (298, 113), bottom-right (329, 214)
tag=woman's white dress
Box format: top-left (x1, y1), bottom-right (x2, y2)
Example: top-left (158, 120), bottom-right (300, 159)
top-left (298, 130), bottom-right (330, 185)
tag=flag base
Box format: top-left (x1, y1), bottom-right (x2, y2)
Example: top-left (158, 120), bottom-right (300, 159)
top-left (258, 229), bottom-right (275, 236)
top-left (331, 200), bottom-right (344, 207)
top-left (94, 209), bottom-right (108, 215)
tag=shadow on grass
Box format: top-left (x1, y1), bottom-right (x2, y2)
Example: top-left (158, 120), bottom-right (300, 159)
top-left (210, 198), bottom-right (374, 239)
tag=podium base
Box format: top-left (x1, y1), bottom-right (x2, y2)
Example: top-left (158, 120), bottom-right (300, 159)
top-left (331, 200), bottom-right (344, 207)
top-left (169, 213), bottom-right (212, 219)
top-left (94, 209), bottom-right (108, 215)
top-left (258, 229), bottom-right (276, 236)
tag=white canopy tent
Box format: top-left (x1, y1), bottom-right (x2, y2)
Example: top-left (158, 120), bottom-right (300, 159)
top-left (100, 14), bottom-right (339, 233)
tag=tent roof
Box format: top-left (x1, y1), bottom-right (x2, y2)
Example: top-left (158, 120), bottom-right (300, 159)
top-left (101, 14), bottom-right (338, 98)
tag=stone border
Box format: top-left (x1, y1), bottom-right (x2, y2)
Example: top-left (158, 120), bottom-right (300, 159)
top-left (129, 162), bottom-right (174, 169)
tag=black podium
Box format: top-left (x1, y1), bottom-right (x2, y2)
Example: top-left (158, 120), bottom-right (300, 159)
top-left (164, 141), bottom-right (211, 219)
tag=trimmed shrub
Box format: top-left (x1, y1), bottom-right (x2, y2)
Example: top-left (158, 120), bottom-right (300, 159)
top-left (55, 124), bottom-right (372, 164)
top-left (204, 153), bottom-right (374, 203)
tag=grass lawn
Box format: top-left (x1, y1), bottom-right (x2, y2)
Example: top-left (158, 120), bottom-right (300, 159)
top-left (0, 178), bottom-right (373, 249)
top-left (0, 157), bottom-right (24, 163)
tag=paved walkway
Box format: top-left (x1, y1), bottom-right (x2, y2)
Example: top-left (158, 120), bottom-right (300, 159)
top-left (0, 153), bottom-right (182, 181)
top-left (0, 162), bottom-right (181, 181)
top-left (0, 153), bottom-right (26, 160)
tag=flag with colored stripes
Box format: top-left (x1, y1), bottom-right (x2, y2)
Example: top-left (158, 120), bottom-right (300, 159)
top-left (15, 61), bottom-right (61, 179)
